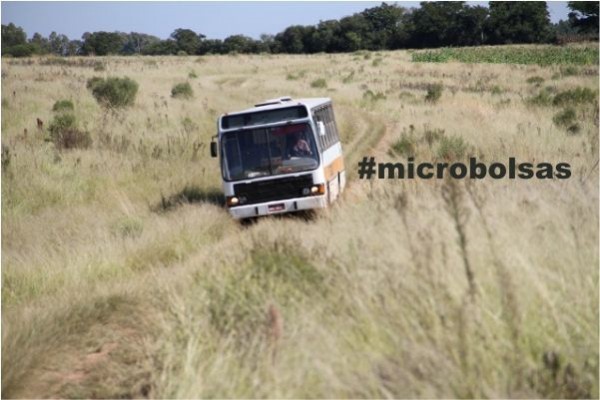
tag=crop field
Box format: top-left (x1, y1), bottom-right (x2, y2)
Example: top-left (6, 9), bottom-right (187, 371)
top-left (411, 44), bottom-right (599, 65)
top-left (1, 44), bottom-right (599, 398)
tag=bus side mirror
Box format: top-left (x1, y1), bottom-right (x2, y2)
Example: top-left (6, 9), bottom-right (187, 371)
top-left (210, 137), bottom-right (218, 158)
top-left (317, 121), bottom-right (326, 136)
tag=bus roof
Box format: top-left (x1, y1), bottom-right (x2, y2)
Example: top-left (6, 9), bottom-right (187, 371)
top-left (222, 97), bottom-right (331, 118)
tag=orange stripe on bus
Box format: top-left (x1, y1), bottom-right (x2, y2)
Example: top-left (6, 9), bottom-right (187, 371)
top-left (324, 156), bottom-right (345, 181)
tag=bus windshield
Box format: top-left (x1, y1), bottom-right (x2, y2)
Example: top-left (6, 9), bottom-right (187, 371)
top-left (222, 123), bottom-right (319, 181)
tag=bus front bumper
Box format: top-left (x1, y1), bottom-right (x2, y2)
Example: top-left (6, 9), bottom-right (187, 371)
top-left (228, 195), bottom-right (328, 219)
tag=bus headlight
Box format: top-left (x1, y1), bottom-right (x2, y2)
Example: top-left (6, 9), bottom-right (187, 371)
top-left (310, 184), bottom-right (326, 195)
top-left (226, 196), bottom-right (239, 207)
top-left (227, 196), bottom-right (247, 207)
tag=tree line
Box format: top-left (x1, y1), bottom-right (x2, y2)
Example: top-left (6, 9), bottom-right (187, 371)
top-left (2, 1), bottom-right (598, 57)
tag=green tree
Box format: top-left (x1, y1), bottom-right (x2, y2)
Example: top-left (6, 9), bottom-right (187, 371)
top-left (81, 31), bottom-right (126, 55)
top-left (361, 3), bottom-right (407, 49)
top-left (275, 25), bottom-right (308, 53)
top-left (568, 1), bottom-right (599, 35)
top-left (223, 34), bottom-right (258, 53)
top-left (310, 20), bottom-right (341, 53)
top-left (49, 31), bottom-right (70, 56)
top-left (66, 40), bottom-right (82, 56)
top-left (198, 39), bottom-right (225, 55)
top-left (1, 23), bottom-right (26, 48)
top-left (171, 28), bottom-right (204, 55)
top-left (486, 1), bottom-right (552, 44)
top-left (122, 32), bottom-right (161, 55)
top-left (258, 34), bottom-right (276, 53)
top-left (29, 32), bottom-right (50, 54)
top-left (142, 39), bottom-right (178, 55)
top-left (2, 23), bottom-right (31, 55)
top-left (408, 2), bottom-right (470, 48)
top-left (455, 5), bottom-right (489, 46)
top-left (4, 43), bottom-right (35, 57)
top-left (338, 14), bottom-right (371, 51)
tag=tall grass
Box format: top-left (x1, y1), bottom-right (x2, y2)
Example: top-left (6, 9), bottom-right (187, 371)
top-left (1, 45), bottom-right (598, 398)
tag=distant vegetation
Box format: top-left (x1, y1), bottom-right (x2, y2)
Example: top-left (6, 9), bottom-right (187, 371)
top-left (412, 45), bottom-right (600, 65)
top-left (2, 2), bottom-right (598, 57)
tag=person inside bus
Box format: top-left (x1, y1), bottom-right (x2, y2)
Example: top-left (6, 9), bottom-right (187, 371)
top-left (288, 132), bottom-right (313, 158)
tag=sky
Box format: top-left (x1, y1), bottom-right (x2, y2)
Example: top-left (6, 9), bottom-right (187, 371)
top-left (1, 1), bottom-right (572, 41)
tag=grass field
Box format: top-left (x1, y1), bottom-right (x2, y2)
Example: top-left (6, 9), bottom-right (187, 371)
top-left (1, 44), bottom-right (599, 398)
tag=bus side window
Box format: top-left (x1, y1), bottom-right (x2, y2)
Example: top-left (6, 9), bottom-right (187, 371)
top-left (328, 106), bottom-right (340, 143)
top-left (325, 106), bottom-right (334, 148)
top-left (317, 107), bottom-right (328, 149)
top-left (314, 110), bottom-right (327, 150)
top-left (315, 105), bottom-right (338, 150)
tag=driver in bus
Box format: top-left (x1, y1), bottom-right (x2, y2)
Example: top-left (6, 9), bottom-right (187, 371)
top-left (288, 132), bottom-right (313, 158)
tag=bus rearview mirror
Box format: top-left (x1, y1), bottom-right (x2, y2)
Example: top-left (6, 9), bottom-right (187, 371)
top-left (210, 140), bottom-right (218, 158)
top-left (318, 121), bottom-right (326, 136)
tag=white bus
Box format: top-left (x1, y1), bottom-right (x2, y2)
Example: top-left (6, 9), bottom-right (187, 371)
top-left (211, 97), bottom-right (346, 219)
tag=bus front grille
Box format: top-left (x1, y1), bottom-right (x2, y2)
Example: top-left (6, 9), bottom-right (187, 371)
top-left (233, 174), bottom-right (313, 205)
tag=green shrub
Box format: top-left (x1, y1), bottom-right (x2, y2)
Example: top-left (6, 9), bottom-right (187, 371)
top-left (372, 58), bottom-right (382, 67)
top-left (567, 124), bottom-right (581, 135)
top-left (390, 134), bottom-right (416, 158)
top-left (4, 44), bottom-right (35, 58)
top-left (86, 76), bottom-right (104, 90)
top-left (48, 113), bottom-right (92, 150)
top-left (552, 107), bottom-right (577, 128)
top-left (310, 78), bottom-right (327, 89)
top-left (52, 100), bottom-right (74, 113)
top-left (425, 83), bottom-right (443, 103)
top-left (171, 82), bottom-right (194, 99)
top-left (491, 85), bottom-right (503, 95)
top-left (526, 76), bottom-right (545, 86)
top-left (363, 90), bottom-right (386, 102)
top-left (553, 87), bottom-right (597, 106)
top-left (49, 113), bottom-right (76, 134)
top-left (188, 70), bottom-right (198, 79)
top-left (424, 127), bottom-right (445, 147)
top-left (2, 145), bottom-right (11, 171)
top-left (88, 76), bottom-right (138, 108)
top-left (526, 88), bottom-right (554, 107)
top-left (560, 66), bottom-right (579, 76)
top-left (437, 135), bottom-right (468, 160)
top-left (181, 117), bottom-right (199, 134)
